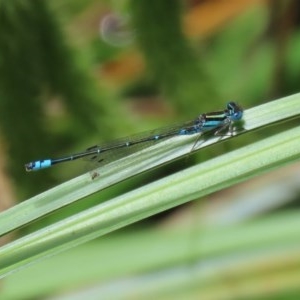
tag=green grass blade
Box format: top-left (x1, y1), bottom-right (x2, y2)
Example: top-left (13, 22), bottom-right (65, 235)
top-left (0, 93), bottom-right (299, 236)
top-left (2, 211), bottom-right (300, 299)
top-left (0, 120), bottom-right (299, 277)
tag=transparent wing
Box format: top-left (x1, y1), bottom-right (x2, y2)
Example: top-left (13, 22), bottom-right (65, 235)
top-left (83, 119), bottom-right (202, 167)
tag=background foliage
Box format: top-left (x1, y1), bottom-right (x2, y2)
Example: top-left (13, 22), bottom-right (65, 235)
top-left (0, 0), bottom-right (300, 299)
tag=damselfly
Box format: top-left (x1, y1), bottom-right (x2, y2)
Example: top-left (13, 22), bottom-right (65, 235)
top-left (25, 102), bottom-right (243, 172)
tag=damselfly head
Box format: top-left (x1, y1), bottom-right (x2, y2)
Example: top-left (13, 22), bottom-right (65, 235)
top-left (226, 101), bottom-right (243, 121)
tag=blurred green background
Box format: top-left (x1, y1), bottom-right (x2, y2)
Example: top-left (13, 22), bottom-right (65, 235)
top-left (1, 0), bottom-right (300, 299)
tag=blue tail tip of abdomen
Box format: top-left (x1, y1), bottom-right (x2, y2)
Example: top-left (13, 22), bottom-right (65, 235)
top-left (25, 159), bottom-right (52, 172)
